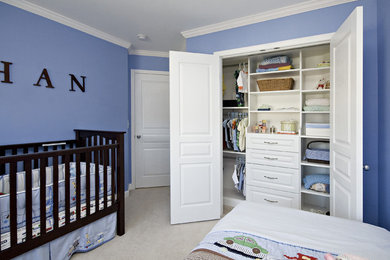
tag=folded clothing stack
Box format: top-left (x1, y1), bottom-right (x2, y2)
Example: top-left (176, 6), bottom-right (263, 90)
top-left (303, 174), bottom-right (330, 193)
top-left (304, 98), bottom-right (330, 111)
top-left (256, 55), bottom-right (292, 73)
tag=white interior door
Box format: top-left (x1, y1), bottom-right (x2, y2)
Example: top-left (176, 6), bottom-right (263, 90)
top-left (330, 6), bottom-right (363, 221)
top-left (134, 70), bottom-right (170, 188)
top-left (170, 51), bottom-right (222, 224)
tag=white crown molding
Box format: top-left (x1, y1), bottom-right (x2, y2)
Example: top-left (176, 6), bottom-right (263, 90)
top-left (181, 0), bottom-right (357, 38)
top-left (128, 49), bottom-right (169, 58)
top-left (2, 0), bottom-right (131, 48)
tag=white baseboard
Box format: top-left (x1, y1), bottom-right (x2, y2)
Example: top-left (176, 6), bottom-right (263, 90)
top-left (125, 183), bottom-right (136, 198)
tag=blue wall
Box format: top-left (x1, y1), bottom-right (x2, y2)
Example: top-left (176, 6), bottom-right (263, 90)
top-left (127, 54), bottom-right (169, 184)
top-left (187, 0), bottom-right (383, 227)
top-left (0, 3), bottom-right (130, 186)
top-left (377, 0), bottom-right (390, 230)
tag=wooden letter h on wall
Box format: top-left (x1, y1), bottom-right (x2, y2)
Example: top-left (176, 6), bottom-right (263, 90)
top-left (0, 61), bottom-right (13, 84)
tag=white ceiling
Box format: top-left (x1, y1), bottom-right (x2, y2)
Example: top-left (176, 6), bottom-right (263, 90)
top-left (11, 0), bottom-right (349, 52)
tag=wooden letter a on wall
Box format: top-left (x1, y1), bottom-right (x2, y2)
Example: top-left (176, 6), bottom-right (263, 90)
top-left (34, 68), bottom-right (54, 88)
top-left (69, 74), bottom-right (86, 92)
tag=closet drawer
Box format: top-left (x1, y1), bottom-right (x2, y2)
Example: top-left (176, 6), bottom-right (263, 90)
top-left (246, 186), bottom-right (300, 209)
top-left (247, 149), bottom-right (299, 169)
top-left (246, 164), bottom-right (300, 193)
top-left (247, 134), bottom-right (299, 153)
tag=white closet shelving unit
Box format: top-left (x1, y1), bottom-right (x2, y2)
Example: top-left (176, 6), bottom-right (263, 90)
top-left (222, 45), bottom-right (332, 213)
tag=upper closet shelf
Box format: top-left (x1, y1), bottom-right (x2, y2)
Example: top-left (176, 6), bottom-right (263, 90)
top-left (250, 69), bottom-right (300, 77)
top-left (251, 89), bottom-right (300, 95)
top-left (223, 107), bottom-right (249, 110)
top-left (301, 89), bottom-right (330, 93)
top-left (301, 67), bottom-right (330, 72)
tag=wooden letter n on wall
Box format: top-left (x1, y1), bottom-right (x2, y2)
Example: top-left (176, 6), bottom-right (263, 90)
top-left (69, 74), bottom-right (86, 92)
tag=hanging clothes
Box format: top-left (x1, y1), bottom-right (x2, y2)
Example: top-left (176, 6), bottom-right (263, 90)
top-left (223, 113), bottom-right (248, 152)
top-left (237, 64), bottom-right (248, 93)
top-left (231, 157), bottom-right (246, 196)
top-left (237, 117), bottom-right (248, 152)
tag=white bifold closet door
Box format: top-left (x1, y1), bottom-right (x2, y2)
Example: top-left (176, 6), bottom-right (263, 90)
top-left (330, 6), bottom-right (363, 221)
top-left (169, 51), bottom-right (222, 224)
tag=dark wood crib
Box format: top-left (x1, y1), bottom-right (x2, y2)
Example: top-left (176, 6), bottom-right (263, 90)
top-left (0, 129), bottom-right (125, 259)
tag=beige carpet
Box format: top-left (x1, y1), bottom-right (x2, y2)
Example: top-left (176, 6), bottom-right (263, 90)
top-left (72, 187), bottom-right (220, 260)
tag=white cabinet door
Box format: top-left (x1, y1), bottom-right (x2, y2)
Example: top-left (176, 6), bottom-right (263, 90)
top-left (330, 7), bottom-right (363, 221)
top-left (169, 51), bottom-right (222, 224)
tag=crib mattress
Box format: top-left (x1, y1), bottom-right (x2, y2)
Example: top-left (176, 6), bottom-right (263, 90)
top-left (0, 162), bottom-right (113, 251)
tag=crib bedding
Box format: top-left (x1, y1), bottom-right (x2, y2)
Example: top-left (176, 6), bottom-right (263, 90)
top-left (0, 162), bottom-right (113, 252)
top-left (187, 201), bottom-right (390, 260)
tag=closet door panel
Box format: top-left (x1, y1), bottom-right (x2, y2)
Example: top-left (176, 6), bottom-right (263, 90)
top-left (330, 6), bottom-right (363, 221)
top-left (170, 51), bottom-right (222, 224)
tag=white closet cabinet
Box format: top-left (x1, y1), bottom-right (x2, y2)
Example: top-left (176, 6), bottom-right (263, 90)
top-left (170, 7), bottom-right (363, 224)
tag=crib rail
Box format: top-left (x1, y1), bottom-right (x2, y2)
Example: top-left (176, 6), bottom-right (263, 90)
top-left (0, 130), bottom-right (125, 259)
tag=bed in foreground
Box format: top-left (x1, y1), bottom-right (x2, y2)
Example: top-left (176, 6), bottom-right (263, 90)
top-left (186, 202), bottom-right (390, 260)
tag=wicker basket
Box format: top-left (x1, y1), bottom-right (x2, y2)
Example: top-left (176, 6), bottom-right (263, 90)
top-left (257, 78), bottom-right (294, 92)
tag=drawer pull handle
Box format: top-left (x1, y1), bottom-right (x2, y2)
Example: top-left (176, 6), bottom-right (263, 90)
top-left (264, 176), bottom-right (278, 180)
top-left (264, 156), bottom-right (278, 160)
top-left (264, 141), bottom-right (278, 145)
top-left (264, 198), bottom-right (279, 203)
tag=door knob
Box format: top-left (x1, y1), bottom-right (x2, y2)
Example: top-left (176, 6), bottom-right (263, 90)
top-left (363, 164), bottom-right (370, 171)
top-left (136, 135), bottom-right (141, 139)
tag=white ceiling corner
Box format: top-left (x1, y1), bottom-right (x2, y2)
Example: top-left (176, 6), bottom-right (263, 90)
top-left (181, 0), bottom-right (358, 38)
top-left (2, 0), bottom-right (132, 48)
top-left (2, 0), bottom-right (357, 52)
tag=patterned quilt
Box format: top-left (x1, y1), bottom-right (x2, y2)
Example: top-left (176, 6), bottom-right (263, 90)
top-left (189, 231), bottom-right (336, 260)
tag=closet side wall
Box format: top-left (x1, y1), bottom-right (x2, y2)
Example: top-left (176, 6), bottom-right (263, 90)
top-left (187, 0), bottom-right (380, 227)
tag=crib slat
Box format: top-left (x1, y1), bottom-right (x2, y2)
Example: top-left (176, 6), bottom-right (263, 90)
top-left (43, 146), bottom-right (48, 166)
top-left (65, 154), bottom-right (70, 225)
top-left (12, 148), bottom-right (17, 155)
top-left (25, 160), bottom-right (33, 241)
top-left (23, 148), bottom-right (28, 171)
top-left (0, 148), bottom-right (5, 174)
top-left (33, 146), bottom-right (38, 169)
top-left (99, 136), bottom-right (103, 163)
top-left (61, 144), bottom-right (66, 164)
top-left (111, 147), bottom-right (116, 205)
top-left (40, 158), bottom-right (46, 236)
top-left (104, 148), bottom-right (108, 209)
top-left (76, 153), bottom-right (81, 220)
top-left (86, 151), bottom-right (91, 217)
top-left (10, 162), bottom-right (17, 247)
top-left (95, 150), bottom-right (99, 213)
top-left (53, 156), bottom-right (59, 230)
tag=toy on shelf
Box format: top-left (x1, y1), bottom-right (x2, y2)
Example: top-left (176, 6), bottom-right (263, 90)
top-left (317, 60), bottom-right (330, 68)
top-left (316, 77), bottom-right (330, 90)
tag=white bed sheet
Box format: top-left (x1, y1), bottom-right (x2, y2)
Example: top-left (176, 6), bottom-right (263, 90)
top-left (210, 202), bottom-right (390, 259)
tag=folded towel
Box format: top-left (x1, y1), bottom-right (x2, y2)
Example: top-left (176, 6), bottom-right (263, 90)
top-left (303, 105), bottom-right (330, 111)
top-left (305, 98), bottom-right (330, 106)
top-left (303, 174), bottom-right (330, 192)
top-left (255, 65), bottom-right (292, 73)
top-left (278, 65), bottom-right (292, 71)
top-left (260, 55), bottom-right (290, 66)
top-left (256, 68), bottom-right (279, 73)
top-left (258, 62), bottom-right (291, 69)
